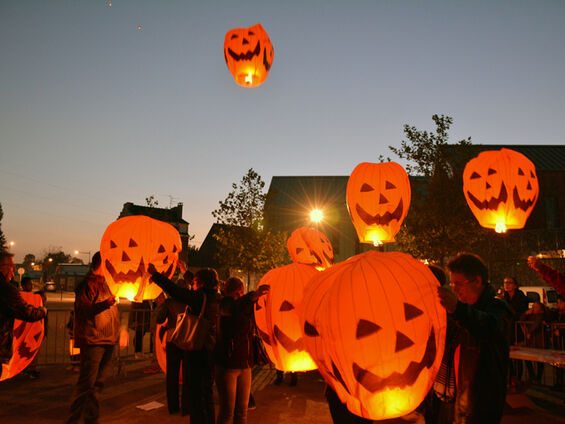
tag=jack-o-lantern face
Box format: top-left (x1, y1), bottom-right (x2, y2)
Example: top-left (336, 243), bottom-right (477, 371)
top-left (347, 162), bottom-right (411, 245)
top-left (463, 148), bottom-right (538, 232)
top-left (254, 263), bottom-right (319, 372)
top-left (224, 23), bottom-right (274, 87)
top-left (287, 227), bottom-right (334, 270)
top-left (1, 292), bottom-right (45, 381)
top-left (301, 251), bottom-right (446, 420)
top-left (100, 215), bottom-right (181, 301)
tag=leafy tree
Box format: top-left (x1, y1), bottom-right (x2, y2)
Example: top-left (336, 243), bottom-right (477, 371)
top-left (41, 250), bottom-right (72, 281)
top-left (0, 203), bottom-right (7, 252)
top-left (389, 114), bottom-right (483, 263)
top-left (22, 254), bottom-right (36, 271)
top-left (212, 169), bottom-right (288, 285)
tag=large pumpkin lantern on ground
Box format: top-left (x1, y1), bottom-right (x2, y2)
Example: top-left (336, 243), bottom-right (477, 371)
top-left (287, 227), bottom-right (334, 270)
top-left (224, 22), bottom-right (274, 87)
top-left (1, 292), bottom-right (45, 381)
top-left (301, 251), bottom-right (446, 420)
top-left (254, 263), bottom-right (319, 372)
top-left (463, 148), bottom-right (539, 233)
top-left (100, 215), bottom-right (181, 301)
top-left (346, 162), bottom-right (411, 245)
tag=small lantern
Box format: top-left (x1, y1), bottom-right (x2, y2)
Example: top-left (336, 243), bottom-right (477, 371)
top-left (224, 23), bottom-right (274, 87)
top-left (463, 148), bottom-right (539, 233)
top-left (287, 227), bottom-right (334, 270)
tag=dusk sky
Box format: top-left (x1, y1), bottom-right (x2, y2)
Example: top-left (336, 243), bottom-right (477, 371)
top-left (1, 0), bottom-right (564, 262)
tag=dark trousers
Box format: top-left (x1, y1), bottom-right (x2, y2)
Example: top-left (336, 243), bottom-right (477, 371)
top-left (186, 349), bottom-right (215, 424)
top-left (166, 343), bottom-right (189, 414)
top-left (66, 345), bottom-right (115, 424)
top-left (215, 366), bottom-right (252, 424)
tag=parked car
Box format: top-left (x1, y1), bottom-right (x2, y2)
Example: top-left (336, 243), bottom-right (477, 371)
top-left (523, 286), bottom-right (558, 309)
top-left (44, 281), bottom-right (57, 292)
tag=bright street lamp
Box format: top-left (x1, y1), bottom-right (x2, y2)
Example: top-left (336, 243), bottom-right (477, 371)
top-left (309, 208), bottom-right (324, 224)
top-left (9, 241), bottom-right (15, 248)
top-left (74, 250), bottom-right (91, 264)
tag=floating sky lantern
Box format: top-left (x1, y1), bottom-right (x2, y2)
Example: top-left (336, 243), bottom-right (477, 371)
top-left (463, 148), bottom-right (539, 233)
top-left (287, 227), bottom-right (334, 270)
top-left (346, 162), bottom-right (411, 245)
top-left (301, 251), bottom-right (446, 420)
top-left (100, 215), bottom-right (181, 301)
top-left (254, 263), bottom-right (319, 372)
top-left (224, 22), bottom-right (274, 87)
top-left (1, 292), bottom-right (45, 381)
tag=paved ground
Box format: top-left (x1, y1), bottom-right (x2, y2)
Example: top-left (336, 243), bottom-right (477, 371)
top-left (2, 358), bottom-right (565, 423)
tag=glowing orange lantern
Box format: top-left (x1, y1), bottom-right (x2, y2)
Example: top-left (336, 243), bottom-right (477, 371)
top-left (346, 162), bottom-right (411, 245)
top-left (254, 263), bottom-right (319, 372)
top-left (463, 148), bottom-right (539, 233)
top-left (287, 227), bottom-right (334, 270)
top-left (224, 22), bottom-right (274, 87)
top-left (1, 292), bottom-right (45, 381)
top-left (69, 339), bottom-right (81, 356)
top-left (301, 251), bottom-right (446, 420)
top-left (100, 215), bottom-right (181, 301)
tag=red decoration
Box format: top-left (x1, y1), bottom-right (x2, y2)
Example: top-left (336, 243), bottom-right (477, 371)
top-left (301, 251), bottom-right (446, 420)
top-left (463, 148), bottom-right (539, 233)
top-left (346, 162), bottom-right (411, 245)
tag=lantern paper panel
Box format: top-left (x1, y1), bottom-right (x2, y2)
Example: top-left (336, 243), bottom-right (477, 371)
top-left (224, 22), bottom-right (274, 87)
top-left (301, 251), bottom-right (446, 420)
top-left (0, 292), bottom-right (45, 381)
top-left (287, 227), bottom-right (334, 270)
top-left (463, 148), bottom-right (539, 233)
top-left (254, 263), bottom-right (320, 372)
top-left (100, 215), bottom-right (181, 301)
top-left (346, 162), bottom-right (411, 245)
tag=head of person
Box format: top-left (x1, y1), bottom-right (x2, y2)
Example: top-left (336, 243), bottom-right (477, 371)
top-left (90, 251), bottom-right (102, 274)
top-left (503, 277), bottom-right (519, 295)
top-left (193, 268), bottom-right (219, 291)
top-left (0, 252), bottom-right (15, 282)
top-left (532, 301), bottom-right (546, 315)
top-left (224, 277), bottom-right (245, 300)
top-left (21, 276), bottom-right (33, 292)
top-left (447, 253), bottom-right (489, 305)
top-left (428, 264), bottom-right (447, 287)
top-left (183, 270), bottom-right (194, 290)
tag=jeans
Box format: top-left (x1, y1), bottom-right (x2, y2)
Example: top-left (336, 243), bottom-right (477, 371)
top-left (186, 349), bottom-right (215, 424)
top-left (66, 345), bottom-right (115, 424)
top-left (215, 366), bottom-right (252, 424)
top-left (166, 342), bottom-right (190, 414)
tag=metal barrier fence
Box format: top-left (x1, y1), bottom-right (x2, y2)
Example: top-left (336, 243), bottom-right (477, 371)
top-left (36, 304), bottom-right (155, 365)
top-left (515, 321), bottom-right (565, 350)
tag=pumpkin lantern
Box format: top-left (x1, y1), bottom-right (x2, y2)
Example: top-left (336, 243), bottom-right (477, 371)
top-left (100, 215), bottom-right (181, 301)
top-left (254, 263), bottom-right (319, 372)
top-left (224, 22), bottom-right (274, 87)
top-left (301, 251), bottom-right (446, 420)
top-left (346, 162), bottom-right (411, 245)
top-left (287, 227), bottom-right (334, 270)
top-left (1, 292), bottom-right (45, 381)
top-left (463, 148), bottom-right (539, 233)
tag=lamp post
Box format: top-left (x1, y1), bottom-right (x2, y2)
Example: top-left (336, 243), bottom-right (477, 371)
top-left (74, 250), bottom-right (91, 264)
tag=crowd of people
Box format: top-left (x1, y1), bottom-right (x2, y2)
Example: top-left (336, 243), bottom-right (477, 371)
top-left (2, 249), bottom-right (565, 424)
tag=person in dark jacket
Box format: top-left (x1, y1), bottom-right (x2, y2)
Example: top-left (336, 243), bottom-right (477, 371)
top-left (66, 251), bottom-right (119, 424)
top-left (149, 264), bottom-right (221, 424)
top-left (0, 252), bottom-right (47, 366)
top-left (156, 276), bottom-right (193, 415)
top-left (214, 277), bottom-right (269, 424)
top-left (437, 253), bottom-right (511, 424)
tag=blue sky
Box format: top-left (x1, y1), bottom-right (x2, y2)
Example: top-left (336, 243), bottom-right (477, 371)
top-left (1, 0), bottom-right (564, 262)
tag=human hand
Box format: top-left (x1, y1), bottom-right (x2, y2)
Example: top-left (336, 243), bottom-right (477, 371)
top-left (257, 285), bottom-right (270, 297)
top-left (528, 256), bottom-right (542, 271)
top-left (105, 296), bottom-right (117, 307)
top-left (437, 286), bottom-right (458, 314)
top-left (177, 260), bottom-right (187, 274)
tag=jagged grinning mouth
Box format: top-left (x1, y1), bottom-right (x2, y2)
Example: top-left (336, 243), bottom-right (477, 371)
top-left (104, 258), bottom-right (176, 283)
top-left (228, 41), bottom-right (261, 61)
top-left (467, 183), bottom-right (508, 211)
top-left (355, 199), bottom-right (404, 226)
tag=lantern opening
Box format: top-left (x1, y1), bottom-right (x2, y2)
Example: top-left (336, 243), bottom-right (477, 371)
top-left (244, 72), bottom-right (253, 84)
top-left (495, 222), bottom-right (507, 233)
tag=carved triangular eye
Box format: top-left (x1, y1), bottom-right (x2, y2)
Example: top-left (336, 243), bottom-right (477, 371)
top-left (488, 168), bottom-right (497, 175)
top-left (527, 181), bottom-right (532, 190)
top-left (110, 240), bottom-right (117, 248)
top-left (158, 244), bottom-right (166, 253)
top-left (248, 31), bottom-right (255, 36)
top-left (360, 183), bottom-right (374, 192)
top-left (404, 303), bottom-right (424, 321)
top-left (122, 251), bottom-right (131, 261)
top-left (304, 321), bottom-right (319, 336)
top-left (231, 34), bottom-right (238, 40)
top-left (486, 182), bottom-right (491, 189)
top-left (379, 194), bottom-right (388, 204)
top-left (173, 245), bottom-right (178, 253)
top-left (296, 248), bottom-right (304, 255)
top-left (385, 181), bottom-right (396, 189)
top-left (279, 301), bottom-right (294, 311)
top-left (518, 168), bottom-right (524, 176)
top-left (129, 238), bottom-right (138, 247)
top-left (395, 331), bottom-right (414, 352)
top-left (163, 256), bottom-right (168, 264)
top-left (530, 170), bottom-right (535, 178)
top-left (255, 303), bottom-right (262, 311)
top-left (470, 172), bottom-right (481, 179)
top-left (356, 319), bottom-right (381, 339)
